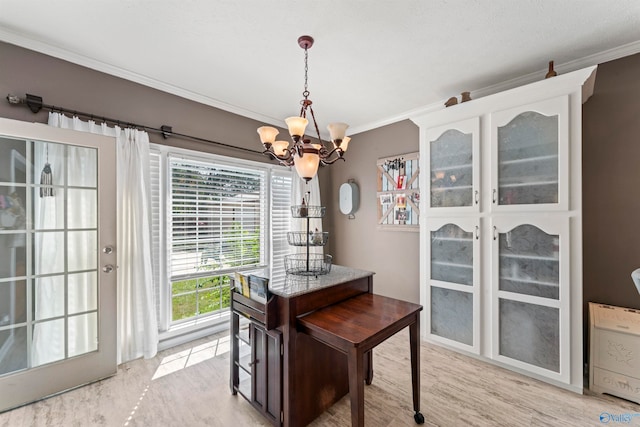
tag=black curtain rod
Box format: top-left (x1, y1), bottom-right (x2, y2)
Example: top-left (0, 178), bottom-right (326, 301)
top-left (6, 93), bottom-right (265, 156)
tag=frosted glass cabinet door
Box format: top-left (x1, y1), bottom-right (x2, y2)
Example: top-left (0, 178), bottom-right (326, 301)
top-left (491, 216), bottom-right (570, 383)
top-left (490, 96), bottom-right (569, 211)
top-left (424, 117), bottom-right (480, 213)
top-left (426, 218), bottom-right (480, 353)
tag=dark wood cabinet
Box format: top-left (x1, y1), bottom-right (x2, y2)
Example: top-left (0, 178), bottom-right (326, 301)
top-left (231, 291), bottom-right (282, 425)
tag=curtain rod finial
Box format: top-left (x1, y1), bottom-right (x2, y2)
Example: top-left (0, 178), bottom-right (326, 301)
top-left (6, 94), bottom-right (22, 105)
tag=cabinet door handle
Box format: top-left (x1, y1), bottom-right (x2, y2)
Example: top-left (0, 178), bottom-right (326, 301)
top-left (493, 226), bottom-right (498, 241)
top-left (475, 226), bottom-right (479, 240)
top-left (492, 189), bottom-right (497, 204)
top-left (474, 190), bottom-right (479, 205)
top-left (248, 360), bottom-right (257, 366)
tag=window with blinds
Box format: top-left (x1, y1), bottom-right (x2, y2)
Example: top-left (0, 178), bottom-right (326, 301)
top-left (170, 157), bottom-right (266, 276)
top-left (168, 156), bottom-right (267, 323)
top-left (149, 146), bottom-right (291, 330)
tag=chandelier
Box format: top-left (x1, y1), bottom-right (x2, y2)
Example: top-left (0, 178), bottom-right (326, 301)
top-left (257, 35), bottom-right (350, 181)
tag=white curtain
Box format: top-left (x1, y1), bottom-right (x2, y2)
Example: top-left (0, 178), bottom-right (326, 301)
top-left (32, 140), bottom-right (67, 366)
top-left (48, 112), bottom-right (158, 363)
top-left (291, 175), bottom-right (323, 255)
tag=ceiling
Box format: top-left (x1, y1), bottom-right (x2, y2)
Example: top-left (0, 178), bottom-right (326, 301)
top-left (1, 1), bottom-right (640, 139)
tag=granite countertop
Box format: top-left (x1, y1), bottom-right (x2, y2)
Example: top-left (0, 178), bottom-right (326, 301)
top-left (269, 265), bottom-right (374, 298)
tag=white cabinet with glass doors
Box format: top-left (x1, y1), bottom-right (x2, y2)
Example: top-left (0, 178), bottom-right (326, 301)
top-left (490, 215), bottom-right (570, 384)
top-left (424, 217), bottom-right (480, 354)
top-left (413, 65), bottom-right (597, 393)
top-left (490, 96), bottom-right (569, 212)
top-left (424, 117), bottom-right (481, 214)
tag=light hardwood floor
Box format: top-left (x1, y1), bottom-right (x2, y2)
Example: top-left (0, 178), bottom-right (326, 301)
top-left (1, 329), bottom-right (639, 427)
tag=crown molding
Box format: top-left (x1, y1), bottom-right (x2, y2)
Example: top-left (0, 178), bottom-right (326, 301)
top-left (353, 39), bottom-right (640, 136)
top-left (0, 27), bottom-right (283, 128)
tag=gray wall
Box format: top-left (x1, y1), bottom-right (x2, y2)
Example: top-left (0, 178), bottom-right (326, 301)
top-left (2, 41), bottom-right (640, 310)
top-left (583, 53), bottom-right (640, 311)
top-left (325, 120), bottom-right (420, 303)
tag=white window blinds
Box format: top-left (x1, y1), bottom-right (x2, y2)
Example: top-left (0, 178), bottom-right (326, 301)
top-left (270, 170), bottom-right (293, 283)
top-left (169, 156), bottom-right (266, 279)
top-left (149, 151), bottom-right (163, 325)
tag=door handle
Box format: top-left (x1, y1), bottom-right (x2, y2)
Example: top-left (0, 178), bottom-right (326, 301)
top-left (103, 246), bottom-right (114, 254)
top-left (103, 264), bottom-right (114, 273)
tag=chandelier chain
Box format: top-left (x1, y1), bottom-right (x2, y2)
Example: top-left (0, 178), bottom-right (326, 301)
top-left (303, 47), bottom-right (309, 98)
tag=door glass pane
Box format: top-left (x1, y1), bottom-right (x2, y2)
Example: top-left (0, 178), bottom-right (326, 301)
top-left (68, 230), bottom-right (97, 272)
top-left (499, 224), bottom-right (559, 299)
top-left (0, 137), bottom-right (27, 183)
top-left (431, 224), bottom-right (473, 286)
top-left (67, 189), bottom-right (97, 229)
top-left (32, 188), bottom-right (65, 230)
top-left (33, 232), bottom-right (65, 275)
top-left (0, 280), bottom-right (27, 324)
top-left (32, 319), bottom-right (65, 367)
top-left (68, 272), bottom-right (97, 314)
top-left (67, 146), bottom-right (97, 188)
top-left (499, 299), bottom-right (559, 372)
top-left (497, 112), bottom-right (558, 205)
top-left (33, 276), bottom-right (65, 320)
top-left (68, 312), bottom-right (97, 357)
top-left (431, 286), bottom-right (473, 346)
top-left (32, 140), bottom-right (65, 187)
top-left (0, 235), bottom-right (27, 279)
top-left (430, 129), bottom-right (473, 208)
top-left (0, 186), bottom-right (27, 230)
top-left (0, 326), bottom-right (27, 375)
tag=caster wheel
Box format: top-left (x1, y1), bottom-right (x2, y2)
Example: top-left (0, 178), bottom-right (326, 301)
top-left (414, 411), bottom-right (425, 424)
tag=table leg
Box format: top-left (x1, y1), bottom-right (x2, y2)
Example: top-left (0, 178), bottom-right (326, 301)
top-left (364, 350), bottom-right (373, 385)
top-left (347, 346), bottom-right (365, 427)
top-left (410, 315), bottom-right (424, 424)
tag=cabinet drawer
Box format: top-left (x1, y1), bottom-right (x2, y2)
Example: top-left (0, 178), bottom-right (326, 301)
top-left (232, 291), bottom-right (278, 329)
top-left (592, 367), bottom-right (640, 404)
top-left (592, 329), bottom-right (640, 378)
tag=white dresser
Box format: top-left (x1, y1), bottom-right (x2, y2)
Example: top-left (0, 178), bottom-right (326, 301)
top-left (589, 302), bottom-right (640, 403)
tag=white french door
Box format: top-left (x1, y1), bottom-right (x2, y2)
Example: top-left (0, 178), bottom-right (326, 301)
top-left (0, 118), bottom-right (117, 412)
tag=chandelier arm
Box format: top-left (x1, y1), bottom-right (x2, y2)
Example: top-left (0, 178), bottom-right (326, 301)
top-left (320, 155), bottom-right (346, 166)
top-left (319, 147), bottom-right (345, 165)
top-left (307, 105), bottom-right (325, 145)
top-left (263, 148), bottom-right (294, 165)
